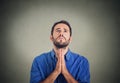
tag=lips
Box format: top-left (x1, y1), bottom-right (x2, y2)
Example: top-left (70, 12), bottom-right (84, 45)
top-left (58, 36), bottom-right (66, 40)
top-left (59, 37), bottom-right (64, 39)
top-left (56, 35), bottom-right (66, 41)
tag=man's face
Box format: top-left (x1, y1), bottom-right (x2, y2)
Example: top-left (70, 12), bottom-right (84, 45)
top-left (51, 23), bottom-right (72, 48)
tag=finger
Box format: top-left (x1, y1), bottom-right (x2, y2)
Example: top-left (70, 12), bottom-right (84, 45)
top-left (61, 50), bottom-right (65, 65)
top-left (56, 50), bottom-right (60, 60)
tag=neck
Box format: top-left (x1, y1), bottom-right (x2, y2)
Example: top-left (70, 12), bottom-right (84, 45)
top-left (53, 46), bottom-right (69, 56)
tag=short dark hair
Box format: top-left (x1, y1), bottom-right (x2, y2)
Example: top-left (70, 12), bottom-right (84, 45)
top-left (51, 20), bottom-right (72, 36)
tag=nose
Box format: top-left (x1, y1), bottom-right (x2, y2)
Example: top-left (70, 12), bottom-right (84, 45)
top-left (59, 31), bottom-right (64, 36)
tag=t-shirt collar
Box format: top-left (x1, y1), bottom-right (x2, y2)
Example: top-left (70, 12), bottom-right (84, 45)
top-left (65, 49), bottom-right (71, 61)
top-left (51, 49), bottom-right (56, 60)
top-left (51, 49), bottom-right (71, 61)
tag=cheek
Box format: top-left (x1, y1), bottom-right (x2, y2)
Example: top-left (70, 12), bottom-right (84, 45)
top-left (53, 32), bottom-right (59, 36)
top-left (52, 34), bottom-right (58, 40)
top-left (52, 33), bottom-right (57, 38)
top-left (64, 34), bottom-right (70, 38)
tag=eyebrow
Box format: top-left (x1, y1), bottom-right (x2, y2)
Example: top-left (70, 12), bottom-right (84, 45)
top-left (55, 28), bottom-right (61, 30)
top-left (55, 28), bottom-right (69, 31)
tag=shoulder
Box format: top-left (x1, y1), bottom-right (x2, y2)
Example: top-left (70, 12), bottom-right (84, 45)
top-left (33, 51), bottom-right (51, 63)
top-left (70, 51), bottom-right (89, 63)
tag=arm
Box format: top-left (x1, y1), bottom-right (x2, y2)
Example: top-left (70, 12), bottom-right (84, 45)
top-left (61, 50), bottom-right (79, 83)
top-left (40, 70), bottom-right (59, 83)
top-left (62, 70), bottom-right (78, 83)
top-left (30, 50), bottom-right (62, 83)
top-left (77, 57), bottom-right (90, 83)
top-left (40, 51), bottom-right (62, 83)
top-left (31, 58), bottom-right (61, 83)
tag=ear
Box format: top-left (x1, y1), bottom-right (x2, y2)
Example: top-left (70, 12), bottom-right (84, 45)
top-left (69, 36), bottom-right (72, 43)
top-left (50, 35), bottom-right (53, 41)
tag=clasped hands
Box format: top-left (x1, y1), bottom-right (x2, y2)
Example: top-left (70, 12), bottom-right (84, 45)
top-left (55, 49), bottom-right (68, 75)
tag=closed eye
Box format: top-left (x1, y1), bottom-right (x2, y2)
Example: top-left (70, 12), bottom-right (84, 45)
top-left (64, 29), bottom-right (68, 32)
top-left (56, 28), bottom-right (61, 33)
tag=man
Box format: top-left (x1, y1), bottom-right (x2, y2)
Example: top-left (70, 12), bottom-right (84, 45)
top-left (30, 20), bottom-right (90, 83)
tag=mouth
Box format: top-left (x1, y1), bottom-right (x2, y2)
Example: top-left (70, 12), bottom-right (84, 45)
top-left (57, 36), bottom-right (65, 41)
top-left (59, 37), bottom-right (64, 39)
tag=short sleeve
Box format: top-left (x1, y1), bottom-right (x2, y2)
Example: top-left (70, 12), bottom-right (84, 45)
top-left (30, 57), bottom-right (43, 83)
top-left (78, 57), bottom-right (90, 83)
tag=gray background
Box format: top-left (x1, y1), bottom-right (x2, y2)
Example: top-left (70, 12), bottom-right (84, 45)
top-left (0, 0), bottom-right (120, 83)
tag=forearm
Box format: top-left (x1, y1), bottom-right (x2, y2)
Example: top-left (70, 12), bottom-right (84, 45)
top-left (40, 70), bottom-right (59, 83)
top-left (63, 70), bottom-right (78, 83)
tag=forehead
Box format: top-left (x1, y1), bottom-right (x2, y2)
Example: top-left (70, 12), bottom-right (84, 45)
top-left (54, 23), bottom-right (70, 30)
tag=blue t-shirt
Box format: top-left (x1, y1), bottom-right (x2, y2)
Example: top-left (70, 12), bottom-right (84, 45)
top-left (30, 49), bottom-right (90, 83)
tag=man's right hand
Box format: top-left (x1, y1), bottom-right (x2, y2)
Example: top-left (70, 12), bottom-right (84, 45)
top-left (55, 49), bottom-right (62, 74)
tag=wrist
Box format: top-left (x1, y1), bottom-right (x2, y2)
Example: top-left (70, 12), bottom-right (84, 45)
top-left (54, 69), bottom-right (61, 75)
top-left (62, 69), bottom-right (69, 75)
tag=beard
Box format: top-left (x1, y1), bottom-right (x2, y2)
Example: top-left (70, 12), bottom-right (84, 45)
top-left (52, 36), bottom-right (70, 48)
